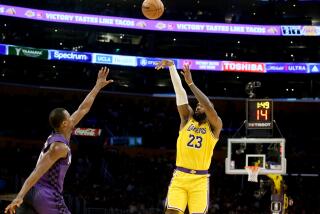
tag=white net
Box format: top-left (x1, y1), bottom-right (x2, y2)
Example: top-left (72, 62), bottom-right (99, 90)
top-left (245, 166), bottom-right (260, 182)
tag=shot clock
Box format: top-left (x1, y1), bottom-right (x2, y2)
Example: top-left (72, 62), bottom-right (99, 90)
top-left (246, 99), bottom-right (273, 129)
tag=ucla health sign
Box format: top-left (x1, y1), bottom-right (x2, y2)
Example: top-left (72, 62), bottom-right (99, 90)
top-left (93, 53), bottom-right (137, 66)
top-left (50, 50), bottom-right (92, 62)
top-left (94, 54), bottom-right (113, 64)
top-left (111, 55), bottom-right (137, 67)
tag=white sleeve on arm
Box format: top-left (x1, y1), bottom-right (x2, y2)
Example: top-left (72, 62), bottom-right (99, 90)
top-left (169, 64), bottom-right (188, 106)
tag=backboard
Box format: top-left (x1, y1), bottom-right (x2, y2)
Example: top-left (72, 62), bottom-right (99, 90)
top-left (225, 138), bottom-right (286, 175)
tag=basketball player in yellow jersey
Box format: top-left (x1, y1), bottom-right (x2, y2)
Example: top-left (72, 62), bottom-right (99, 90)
top-left (156, 60), bottom-right (223, 214)
top-left (267, 174), bottom-right (283, 194)
top-left (267, 174), bottom-right (290, 213)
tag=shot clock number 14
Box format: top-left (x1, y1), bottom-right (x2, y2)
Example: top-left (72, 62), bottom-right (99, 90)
top-left (246, 99), bottom-right (273, 129)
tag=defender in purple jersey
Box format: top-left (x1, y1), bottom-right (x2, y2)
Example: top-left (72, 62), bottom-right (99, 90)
top-left (5, 67), bottom-right (113, 214)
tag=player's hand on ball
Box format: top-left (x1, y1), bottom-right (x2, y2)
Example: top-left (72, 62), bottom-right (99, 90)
top-left (155, 60), bottom-right (174, 70)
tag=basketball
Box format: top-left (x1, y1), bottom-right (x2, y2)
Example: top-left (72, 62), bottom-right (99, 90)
top-left (141, 0), bottom-right (164, 20)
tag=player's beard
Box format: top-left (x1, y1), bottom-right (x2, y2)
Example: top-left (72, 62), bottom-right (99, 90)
top-left (193, 112), bottom-right (206, 122)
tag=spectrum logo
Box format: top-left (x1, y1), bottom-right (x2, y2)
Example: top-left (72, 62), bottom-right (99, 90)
top-left (50, 50), bottom-right (92, 62)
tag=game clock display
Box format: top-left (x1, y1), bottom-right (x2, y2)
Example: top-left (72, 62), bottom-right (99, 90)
top-left (246, 99), bottom-right (273, 129)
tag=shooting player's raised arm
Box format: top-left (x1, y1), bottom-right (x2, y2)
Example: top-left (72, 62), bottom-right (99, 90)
top-left (180, 64), bottom-right (222, 138)
top-left (156, 60), bottom-right (193, 130)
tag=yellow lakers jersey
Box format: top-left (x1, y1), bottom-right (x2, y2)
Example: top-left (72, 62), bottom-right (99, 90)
top-left (267, 174), bottom-right (283, 193)
top-left (176, 117), bottom-right (218, 170)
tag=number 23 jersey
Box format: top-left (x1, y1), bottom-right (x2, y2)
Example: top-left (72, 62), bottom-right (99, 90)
top-left (176, 117), bottom-right (218, 171)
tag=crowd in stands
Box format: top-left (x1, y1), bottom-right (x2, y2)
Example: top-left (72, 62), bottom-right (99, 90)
top-left (0, 144), bottom-right (319, 213)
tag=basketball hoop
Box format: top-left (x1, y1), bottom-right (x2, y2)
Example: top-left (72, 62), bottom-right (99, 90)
top-left (245, 166), bottom-right (260, 182)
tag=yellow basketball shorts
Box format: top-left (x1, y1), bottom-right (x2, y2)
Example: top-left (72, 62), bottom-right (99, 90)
top-left (165, 170), bottom-right (210, 213)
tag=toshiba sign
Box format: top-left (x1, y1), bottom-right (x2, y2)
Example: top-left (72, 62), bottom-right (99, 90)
top-left (223, 61), bottom-right (265, 73)
top-left (73, 128), bottom-right (102, 137)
